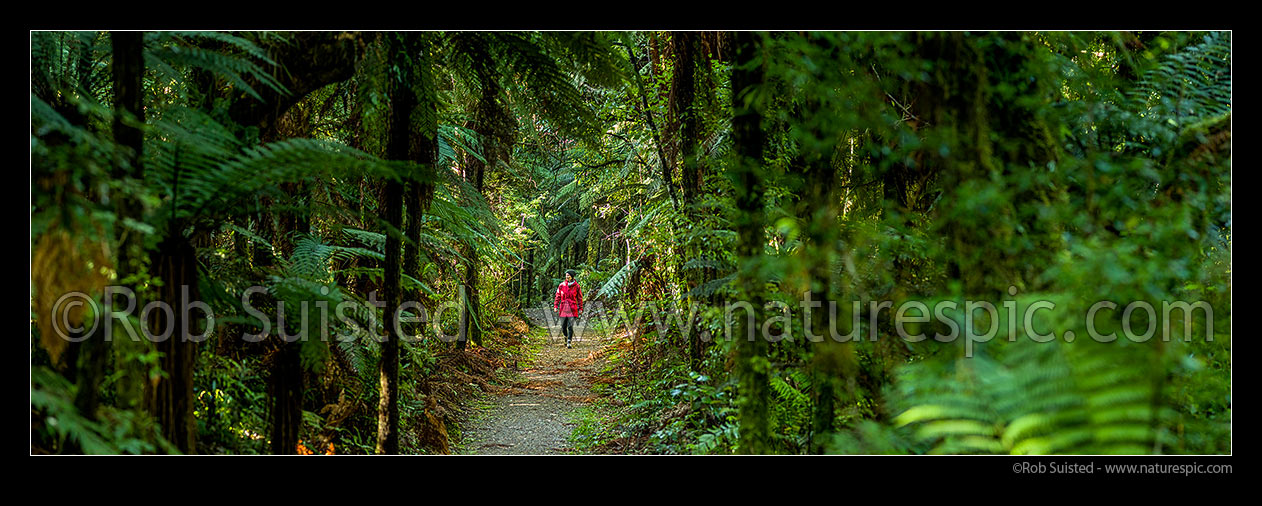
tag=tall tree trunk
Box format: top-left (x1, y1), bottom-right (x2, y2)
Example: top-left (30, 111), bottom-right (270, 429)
top-left (625, 39), bottom-right (680, 211)
top-left (268, 339), bottom-right (302, 455)
top-left (67, 31), bottom-right (145, 453)
top-left (669, 31), bottom-right (705, 371)
top-left (377, 176), bottom-right (404, 454)
top-left (524, 248), bottom-right (535, 308)
top-left (790, 89), bottom-right (850, 453)
top-left (376, 32), bottom-right (423, 454)
top-left (732, 31), bottom-right (772, 455)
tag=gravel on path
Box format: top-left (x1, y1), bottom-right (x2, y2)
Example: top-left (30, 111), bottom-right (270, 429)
top-left (460, 309), bottom-right (608, 455)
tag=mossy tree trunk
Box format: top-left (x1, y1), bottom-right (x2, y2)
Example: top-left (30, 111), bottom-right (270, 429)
top-left (732, 31), bottom-right (773, 455)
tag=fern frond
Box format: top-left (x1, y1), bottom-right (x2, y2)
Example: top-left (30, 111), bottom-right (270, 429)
top-left (1129, 32), bottom-right (1231, 126)
top-left (593, 259), bottom-right (639, 301)
top-left (162, 31), bottom-right (277, 66)
top-left (688, 273), bottom-right (737, 299)
top-left (682, 257), bottom-right (728, 271)
top-left (144, 33), bottom-right (288, 101)
top-left (439, 123), bottom-right (485, 165)
top-left (525, 213), bottom-right (552, 249)
top-left (551, 219), bottom-right (590, 255)
top-left (771, 374), bottom-right (810, 409)
top-left (163, 137), bottom-right (427, 229)
top-left (538, 31), bottom-right (628, 89)
top-left (485, 32), bottom-right (600, 144)
top-left (892, 306), bottom-right (1162, 455)
top-left (624, 200), bottom-right (668, 239)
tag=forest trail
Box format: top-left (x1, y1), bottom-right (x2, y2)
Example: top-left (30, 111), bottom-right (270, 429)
top-left (460, 309), bottom-right (610, 455)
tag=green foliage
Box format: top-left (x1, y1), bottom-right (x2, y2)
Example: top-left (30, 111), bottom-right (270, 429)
top-left (192, 354), bottom-right (268, 454)
top-left (30, 30), bottom-right (1230, 456)
top-left (1129, 32), bottom-right (1231, 124)
top-left (144, 32), bottom-right (287, 102)
top-left (32, 367), bottom-right (176, 454)
top-left (890, 325), bottom-right (1161, 454)
top-left (592, 259), bottom-right (638, 301)
top-left (880, 31), bottom-right (1230, 455)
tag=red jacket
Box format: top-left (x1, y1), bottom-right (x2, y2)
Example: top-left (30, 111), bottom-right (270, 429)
top-left (554, 280), bottom-right (583, 317)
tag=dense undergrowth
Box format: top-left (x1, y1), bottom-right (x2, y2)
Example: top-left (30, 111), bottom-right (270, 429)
top-left (32, 30), bottom-right (1229, 455)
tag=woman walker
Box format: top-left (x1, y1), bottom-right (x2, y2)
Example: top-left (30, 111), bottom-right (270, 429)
top-left (554, 269), bottom-right (583, 348)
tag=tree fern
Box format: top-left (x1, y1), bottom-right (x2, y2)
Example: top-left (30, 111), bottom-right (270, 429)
top-left (340, 227), bottom-right (386, 252)
top-left (31, 94), bottom-right (114, 152)
top-left (550, 177), bottom-right (580, 209)
top-left (538, 31), bottom-right (627, 89)
top-left (593, 259), bottom-right (639, 301)
top-left (32, 367), bottom-right (175, 454)
top-left (770, 371), bottom-right (811, 412)
top-left (682, 256), bottom-right (729, 272)
top-left (525, 213), bottom-right (552, 250)
top-left (624, 200), bottom-right (668, 239)
top-left (438, 123), bottom-right (485, 166)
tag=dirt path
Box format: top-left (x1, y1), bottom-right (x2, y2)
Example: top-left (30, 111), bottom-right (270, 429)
top-left (460, 310), bottom-right (608, 455)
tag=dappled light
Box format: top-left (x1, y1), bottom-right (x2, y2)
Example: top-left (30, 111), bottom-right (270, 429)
top-left (31, 30), bottom-right (1229, 465)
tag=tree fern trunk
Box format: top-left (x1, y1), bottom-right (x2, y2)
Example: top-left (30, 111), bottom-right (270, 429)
top-left (144, 236), bottom-right (200, 454)
top-left (406, 33), bottom-right (438, 336)
top-left (377, 177), bottom-right (403, 454)
top-left (457, 70), bottom-right (499, 349)
top-left (268, 339), bottom-right (302, 455)
top-left (77, 29), bottom-right (145, 418)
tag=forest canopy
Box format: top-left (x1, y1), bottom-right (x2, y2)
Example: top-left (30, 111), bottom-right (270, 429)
top-left (30, 30), bottom-right (1230, 456)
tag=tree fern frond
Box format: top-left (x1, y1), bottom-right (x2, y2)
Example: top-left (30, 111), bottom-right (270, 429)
top-left (624, 200), bottom-right (668, 238)
top-left (688, 273), bottom-right (736, 299)
top-left (485, 32), bottom-right (600, 144)
top-left (682, 257), bottom-right (729, 271)
top-left (771, 373), bottom-right (810, 409)
top-left (1129, 32), bottom-right (1231, 123)
top-left (168, 137), bottom-right (428, 229)
top-left (31, 94), bottom-right (113, 151)
top-left (439, 123), bottom-right (484, 165)
top-left (593, 259), bottom-right (638, 301)
top-left (551, 218), bottom-right (590, 255)
top-left (550, 177), bottom-right (579, 209)
top-left (539, 31), bottom-right (628, 89)
top-left (224, 222), bottom-right (274, 251)
top-left (525, 213), bottom-right (552, 249)
top-left (892, 308), bottom-right (1162, 455)
top-left (341, 227), bottom-right (385, 252)
top-left (162, 31), bottom-right (278, 66)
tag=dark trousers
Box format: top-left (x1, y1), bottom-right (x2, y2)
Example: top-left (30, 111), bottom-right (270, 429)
top-left (561, 316), bottom-right (575, 342)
